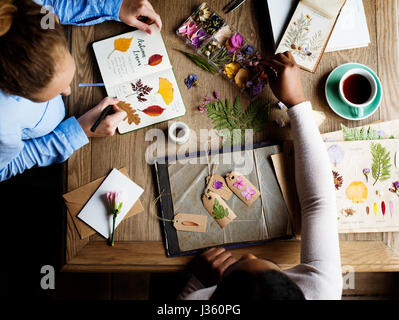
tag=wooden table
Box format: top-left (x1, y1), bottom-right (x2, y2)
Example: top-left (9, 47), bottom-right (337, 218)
top-left (62, 0), bottom-right (399, 272)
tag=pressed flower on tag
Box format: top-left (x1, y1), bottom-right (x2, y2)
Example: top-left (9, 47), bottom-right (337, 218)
top-left (107, 191), bottom-right (125, 246)
top-left (233, 176), bottom-right (246, 189)
top-left (213, 180), bottom-right (224, 190)
top-left (242, 186), bottom-right (256, 201)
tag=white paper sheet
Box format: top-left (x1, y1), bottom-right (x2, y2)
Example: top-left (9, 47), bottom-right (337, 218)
top-left (77, 169), bottom-right (144, 239)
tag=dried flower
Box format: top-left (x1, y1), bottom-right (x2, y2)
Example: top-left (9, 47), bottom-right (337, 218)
top-left (107, 191), bottom-right (125, 246)
top-left (242, 186), bottom-right (256, 201)
top-left (226, 33), bottom-right (243, 53)
top-left (233, 176), bottom-right (246, 189)
top-left (363, 168), bottom-right (370, 182)
top-left (184, 74), bottom-right (198, 89)
top-left (333, 171), bottom-right (343, 190)
top-left (213, 180), bottom-right (224, 190)
top-left (224, 62), bottom-right (241, 79)
top-left (191, 29), bottom-right (208, 48)
top-left (234, 68), bottom-right (250, 88)
top-left (244, 45), bottom-right (254, 55)
top-left (178, 20), bottom-right (200, 39)
top-left (213, 91), bottom-right (220, 99)
top-left (389, 181), bottom-right (399, 197)
top-left (199, 93), bottom-right (213, 112)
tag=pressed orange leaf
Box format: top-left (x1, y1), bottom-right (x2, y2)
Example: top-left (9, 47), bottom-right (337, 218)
top-left (117, 101), bottom-right (141, 125)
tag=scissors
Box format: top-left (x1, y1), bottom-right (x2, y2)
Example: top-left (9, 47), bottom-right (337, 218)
top-left (223, 0), bottom-right (247, 14)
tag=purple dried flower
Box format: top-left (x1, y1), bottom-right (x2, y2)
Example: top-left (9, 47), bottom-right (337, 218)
top-left (184, 74), bottom-right (198, 89)
top-left (213, 91), bottom-right (220, 99)
top-left (244, 45), bottom-right (254, 55)
top-left (213, 180), bottom-right (224, 190)
top-left (363, 168), bottom-right (370, 182)
top-left (251, 81), bottom-right (264, 96)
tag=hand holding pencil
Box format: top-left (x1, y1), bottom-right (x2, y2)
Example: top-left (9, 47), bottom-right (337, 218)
top-left (77, 97), bottom-right (127, 138)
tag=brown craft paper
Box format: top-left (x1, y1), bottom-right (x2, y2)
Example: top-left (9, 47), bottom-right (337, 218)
top-left (225, 171), bottom-right (260, 207)
top-left (173, 213), bottom-right (207, 233)
top-left (202, 191), bottom-right (236, 228)
top-left (271, 152), bottom-right (301, 237)
top-left (205, 174), bottom-right (232, 200)
top-left (62, 168), bottom-right (144, 239)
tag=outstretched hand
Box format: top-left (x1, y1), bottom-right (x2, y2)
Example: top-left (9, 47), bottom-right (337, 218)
top-left (119, 0), bottom-right (162, 34)
top-left (266, 51), bottom-right (307, 108)
top-left (189, 247), bottom-right (238, 288)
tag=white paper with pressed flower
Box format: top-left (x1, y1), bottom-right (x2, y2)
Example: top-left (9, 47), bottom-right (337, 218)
top-left (325, 139), bottom-right (399, 233)
top-left (77, 169), bottom-right (144, 239)
top-left (275, 0), bottom-right (346, 72)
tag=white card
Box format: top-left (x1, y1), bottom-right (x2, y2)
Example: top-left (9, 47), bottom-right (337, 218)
top-left (77, 168), bottom-right (144, 239)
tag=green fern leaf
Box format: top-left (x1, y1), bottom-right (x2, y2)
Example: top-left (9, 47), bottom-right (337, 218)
top-left (341, 124), bottom-right (382, 141)
top-left (204, 96), bottom-right (269, 143)
top-left (371, 143), bottom-right (392, 186)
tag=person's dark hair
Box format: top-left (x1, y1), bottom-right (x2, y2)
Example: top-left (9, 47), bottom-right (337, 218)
top-left (0, 0), bottom-right (68, 99)
top-left (210, 270), bottom-right (305, 300)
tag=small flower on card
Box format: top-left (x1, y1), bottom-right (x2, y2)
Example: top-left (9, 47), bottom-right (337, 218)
top-left (233, 176), bottom-right (246, 190)
top-left (213, 180), bottom-right (224, 190)
top-left (242, 186), bottom-right (256, 201)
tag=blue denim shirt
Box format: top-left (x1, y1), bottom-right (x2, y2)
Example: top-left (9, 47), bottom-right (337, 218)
top-left (0, 0), bottom-right (123, 181)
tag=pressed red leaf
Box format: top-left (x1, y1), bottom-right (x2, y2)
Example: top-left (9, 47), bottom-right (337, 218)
top-left (142, 105), bottom-right (165, 117)
top-left (148, 54), bottom-right (163, 66)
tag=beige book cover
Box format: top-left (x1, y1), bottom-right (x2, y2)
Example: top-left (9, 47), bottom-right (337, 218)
top-left (275, 0), bottom-right (346, 72)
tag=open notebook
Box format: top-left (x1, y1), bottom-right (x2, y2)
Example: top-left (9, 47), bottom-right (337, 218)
top-left (93, 24), bottom-right (186, 134)
top-left (267, 0), bottom-right (370, 53)
top-left (275, 0), bottom-right (346, 72)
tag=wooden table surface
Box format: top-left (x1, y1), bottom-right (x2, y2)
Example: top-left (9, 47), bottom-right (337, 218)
top-left (62, 0), bottom-right (399, 272)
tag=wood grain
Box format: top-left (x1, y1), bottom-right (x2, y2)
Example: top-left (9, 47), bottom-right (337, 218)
top-left (64, 0), bottom-right (399, 272)
top-left (376, 0), bottom-right (399, 256)
top-left (61, 240), bottom-right (399, 272)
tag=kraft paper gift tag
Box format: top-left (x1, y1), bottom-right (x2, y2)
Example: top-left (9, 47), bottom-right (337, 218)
top-left (202, 191), bottom-right (236, 228)
top-left (62, 168), bottom-right (144, 239)
top-left (225, 171), bottom-right (260, 206)
top-left (173, 213), bottom-right (207, 232)
top-left (205, 174), bottom-right (232, 200)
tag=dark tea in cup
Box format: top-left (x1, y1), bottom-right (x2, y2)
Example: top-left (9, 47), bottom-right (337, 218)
top-left (342, 74), bottom-right (371, 104)
top-left (339, 68), bottom-right (377, 109)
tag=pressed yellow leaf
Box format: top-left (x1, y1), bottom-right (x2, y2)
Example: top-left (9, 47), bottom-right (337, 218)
top-left (115, 37), bottom-right (134, 52)
top-left (157, 78), bottom-right (174, 105)
top-left (108, 37), bottom-right (134, 58)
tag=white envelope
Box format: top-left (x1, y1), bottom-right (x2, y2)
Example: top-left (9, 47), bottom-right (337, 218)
top-left (77, 168), bottom-right (144, 239)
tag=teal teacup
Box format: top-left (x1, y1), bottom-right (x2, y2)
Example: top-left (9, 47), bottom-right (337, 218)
top-left (338, 68), bottom-right (378, 118)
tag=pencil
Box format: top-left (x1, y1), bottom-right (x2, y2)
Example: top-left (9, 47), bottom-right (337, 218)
top-left (78, 83), bottom-right (105, 87)
top-left (90, 105), bottom-right (115, 133)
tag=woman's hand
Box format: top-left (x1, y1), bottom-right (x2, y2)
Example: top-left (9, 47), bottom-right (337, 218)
top-left (189, 247), bottom-right (238, 287)
top-left (266, 51), bottom-right (307, 108)
top-left (77, 97), bottom-right (127, 138)
top-left (119, 0), bottom-right (162, 34)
